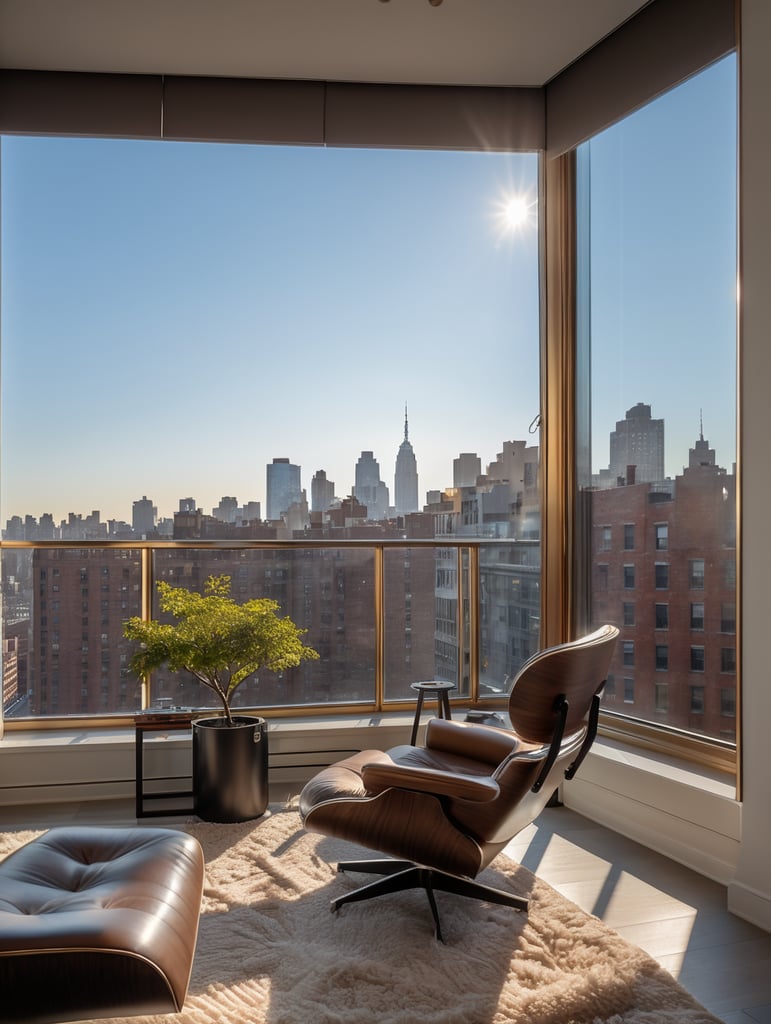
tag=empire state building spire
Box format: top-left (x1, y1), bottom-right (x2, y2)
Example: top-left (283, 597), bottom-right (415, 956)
top-left (395, 404), bottom-right (419, 516)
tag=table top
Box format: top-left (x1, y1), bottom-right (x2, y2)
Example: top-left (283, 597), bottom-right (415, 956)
top-left (134, 709), bottom-right (197, 727)
top-left (410, 680), bottom-right (456, 692)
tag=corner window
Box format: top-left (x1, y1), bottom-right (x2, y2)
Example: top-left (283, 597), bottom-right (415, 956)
top-left (577, 54), bottom-right (737, 745)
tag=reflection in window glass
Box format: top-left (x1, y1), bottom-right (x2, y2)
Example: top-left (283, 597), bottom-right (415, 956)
top-left (578, 55), bottom-right (737, 741)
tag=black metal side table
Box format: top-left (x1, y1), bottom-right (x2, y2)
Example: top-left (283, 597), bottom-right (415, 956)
top-left (134, 710), bottom-right (196, 818)
top-left (409, 680), bottom-right (456, 745)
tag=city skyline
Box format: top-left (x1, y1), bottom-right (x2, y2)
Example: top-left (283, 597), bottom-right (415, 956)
top-left (3, 400), bottom-right (731, 533)
top-left (0, 55), bottom-right (736, 526)
top-left (1, 140), bottom-right (540, 525)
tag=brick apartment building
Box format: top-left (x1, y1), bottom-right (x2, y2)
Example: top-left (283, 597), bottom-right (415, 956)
top-left (590, 433), bottom-right (737, 738)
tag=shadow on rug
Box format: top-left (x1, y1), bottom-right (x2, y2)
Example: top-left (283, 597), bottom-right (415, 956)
top-left (0, 811), bottom-right (722, 1024)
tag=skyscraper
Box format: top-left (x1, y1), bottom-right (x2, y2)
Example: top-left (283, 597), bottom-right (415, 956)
top-left (132, 495), bottom-right (156, 537)
top-left (394, 406), bottom-right (419, 516)
top-left (212, 496), bottom-right (238, 522)
top-left (311, 470), bottom-right (336, 513)
top-left (453, 452), bottom-right (481, 489)
top-left (266, 459), bottom-right (302, 522)
top-left (353, 451), bottom-right (390, 521)
top-left (600, 402), bottom-right (665, 487)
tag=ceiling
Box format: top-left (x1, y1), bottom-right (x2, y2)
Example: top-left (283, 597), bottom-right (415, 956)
top-left (0, 0), bottom-right (650, 88)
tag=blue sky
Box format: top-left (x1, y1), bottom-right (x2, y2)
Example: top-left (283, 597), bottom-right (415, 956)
top-left (0, 54), bottom-right (736, 525)
top-left (586, 55), bottom-right (737, 476)
top-left (1, 140), bottom-right (539, 523)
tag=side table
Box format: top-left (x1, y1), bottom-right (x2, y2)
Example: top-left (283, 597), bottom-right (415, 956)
top-left (135, 710), bottom-right (196, 818)
top-left (409, 680), bottom-right (456, 745)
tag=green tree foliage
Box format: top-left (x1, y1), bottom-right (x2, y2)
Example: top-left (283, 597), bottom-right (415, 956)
top-left (124, 575), bottom-right (318, 725)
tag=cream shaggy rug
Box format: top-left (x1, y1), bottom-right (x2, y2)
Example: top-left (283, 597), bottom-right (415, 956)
top-left (0, 810), bottom-right (722, 1024)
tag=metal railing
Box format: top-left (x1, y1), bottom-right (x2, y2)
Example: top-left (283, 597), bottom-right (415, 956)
top-left (1, 536), bottom-right (540, 729)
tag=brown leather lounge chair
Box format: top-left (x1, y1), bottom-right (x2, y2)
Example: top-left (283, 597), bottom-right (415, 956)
top-left (299, 625), bottom-right (619, 940)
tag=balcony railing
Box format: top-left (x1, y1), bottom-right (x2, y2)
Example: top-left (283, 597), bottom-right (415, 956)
top-left (1, 538), bottom-right (541, 726)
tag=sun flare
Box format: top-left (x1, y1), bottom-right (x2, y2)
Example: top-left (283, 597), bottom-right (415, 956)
top-left (494, 192), bottom-right (537, 236)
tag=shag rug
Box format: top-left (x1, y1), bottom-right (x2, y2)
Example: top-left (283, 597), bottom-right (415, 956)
top-left (0, 810), bottom-right (722, 1024)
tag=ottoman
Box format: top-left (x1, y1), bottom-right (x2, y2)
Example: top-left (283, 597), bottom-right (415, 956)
top-left (0, 826), bottom-right (205, 1024)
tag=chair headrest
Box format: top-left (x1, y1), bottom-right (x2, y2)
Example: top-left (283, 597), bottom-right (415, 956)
top-left (507, 625), bottom-right (619, 743)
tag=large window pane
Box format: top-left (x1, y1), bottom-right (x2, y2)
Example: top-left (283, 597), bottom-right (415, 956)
top-left (150, 548), bottom-right (376, 710)
top-left (577, 55), bottom-right (737, 742)
top-left (2, 547), bottom-right (142, 717)
top-left (1, 139), bottom-right (541, 720)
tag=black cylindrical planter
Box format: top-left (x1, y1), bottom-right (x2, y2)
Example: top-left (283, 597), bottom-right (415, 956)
top-left (192, 715), bottom-right (268, 823)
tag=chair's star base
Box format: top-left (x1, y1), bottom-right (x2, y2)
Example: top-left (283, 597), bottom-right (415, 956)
top-left (332, 858), bottom-right (528, 942)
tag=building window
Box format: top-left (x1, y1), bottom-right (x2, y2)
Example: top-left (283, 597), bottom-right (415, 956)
top-left (654, 603), bottom-right (669, 630)
top-left (721, 647), bottom-right (736, 673)
top-left (623, 564), bottom-right (635, 590)
top-left (599, 525), bottom-right (612, 550)
top-left (623, 678), bottom-right (635, 703)
top-left (623, 602), bottom-right (635, 627)
top-left (689, 559), bottom-right (705, 590)
top-left (690, 646), bottom-right (705, 672)
top-left (690, 685), bottom-right (705, 714)
top-left (655, 683), bottom-right (669, 712)
top-left (654, 563), bottom-right (669, 590)
top-left (595, 563), bottom-right (609, 592)
top-left (724, 559), bottom-right (736, 589)
top-left (655, 644), bottom-right (668, 671)
top-left (623, 524), bottom-right (635, 550)
top-left (721, 602), bottom-right (736, 633)
top-left (720, 687), bottom-right (736, 717)
top-left (690, 602), bottom-right (705, 631)
top-left (623, 641), bottom-right (634, 668)
top-left (655, 523), bottom-right (668, 550)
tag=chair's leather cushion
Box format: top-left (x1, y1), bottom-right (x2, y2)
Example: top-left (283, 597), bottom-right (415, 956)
top-left (424, 718), bottom-right (527, 763)
top-left (0, 826), bottom-right (204, 1024)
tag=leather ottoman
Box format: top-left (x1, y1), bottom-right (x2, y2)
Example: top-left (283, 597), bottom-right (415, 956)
top-left (0, 826), bottom-right (205, 1023)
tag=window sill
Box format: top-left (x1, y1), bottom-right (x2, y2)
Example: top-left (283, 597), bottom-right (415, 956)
top-left (565, 737), bottom-right (740, 886)
top-left (0, 715), bottom-right (741, 888)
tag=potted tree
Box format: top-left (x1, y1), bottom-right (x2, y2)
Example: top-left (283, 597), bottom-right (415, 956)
top-left (124, 574), bottom-right (318, 823)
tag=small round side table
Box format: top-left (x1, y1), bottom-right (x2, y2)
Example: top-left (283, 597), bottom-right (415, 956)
top-left (409, 680), bottom-right (456, 745)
